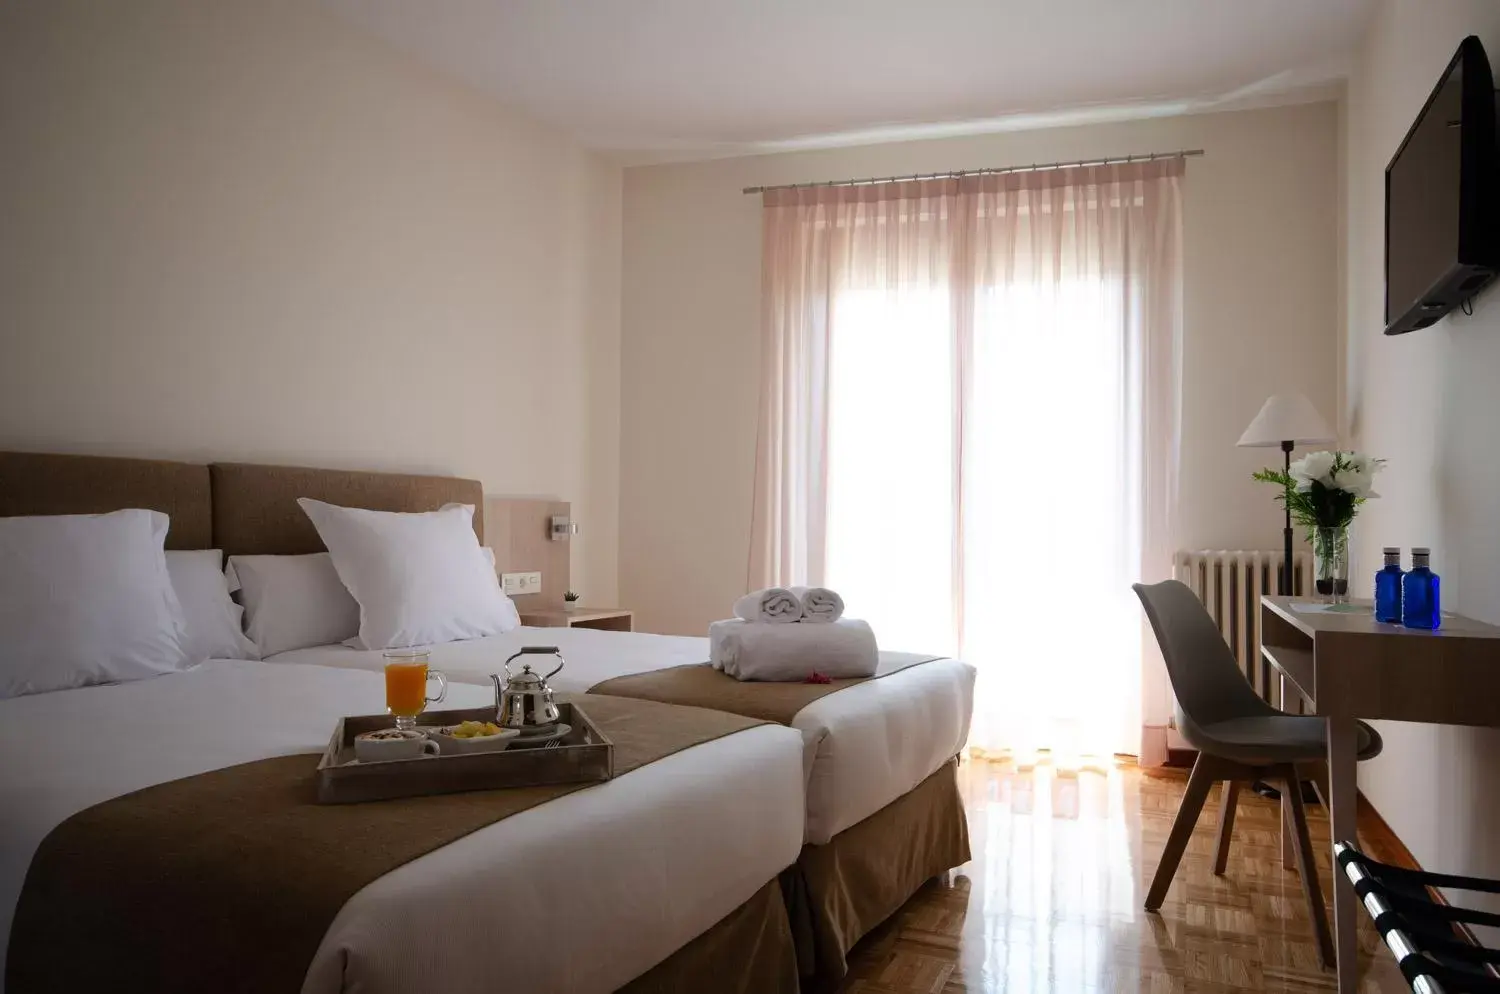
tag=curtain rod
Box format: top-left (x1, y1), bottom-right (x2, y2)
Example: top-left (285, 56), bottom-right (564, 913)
top-left (740, 148), bottom-right (1205, 195)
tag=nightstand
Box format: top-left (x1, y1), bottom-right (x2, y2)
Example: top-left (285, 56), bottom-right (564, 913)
top-left (518, 608), bottom-right (634, 633)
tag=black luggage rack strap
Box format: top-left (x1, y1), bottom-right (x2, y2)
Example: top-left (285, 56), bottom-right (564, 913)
top-left (1336, 841), bottom-right (1500, 994)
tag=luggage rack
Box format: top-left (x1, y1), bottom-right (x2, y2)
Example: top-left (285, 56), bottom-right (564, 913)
top-left (1336, 841), bottom-right (1500, 994)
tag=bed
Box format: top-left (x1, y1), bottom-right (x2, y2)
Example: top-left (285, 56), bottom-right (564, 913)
top-left (204, 460), bottom-right (976, 987)
top-left (272, 628), bottom-right (975, 846)
top-left (273, 629), bottom-right (974, 987)
top-left (0, 453), bottom-right (806, 994)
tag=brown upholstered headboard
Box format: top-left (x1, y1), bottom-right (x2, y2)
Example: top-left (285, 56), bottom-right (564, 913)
top-left (210, 462), bottom-right (484, 557)
top-left (0, 451), bottom-right (213, 549)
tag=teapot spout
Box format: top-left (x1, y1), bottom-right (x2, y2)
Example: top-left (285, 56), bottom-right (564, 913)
top-left (490, 672), bottom-right (503, 713)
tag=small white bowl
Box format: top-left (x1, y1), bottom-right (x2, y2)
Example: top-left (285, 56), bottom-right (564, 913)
top-left (428, 724), bottom-right (521, 755)
top-left (353, 729), bottom-right (439, 763)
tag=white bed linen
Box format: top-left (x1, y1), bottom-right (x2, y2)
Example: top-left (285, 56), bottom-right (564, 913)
top-left (270, 627), bottom-right (976, 843)
top-left (0, 660), bottom-right (804, 993)
top-left (270, 626), bottom-right (709, 688)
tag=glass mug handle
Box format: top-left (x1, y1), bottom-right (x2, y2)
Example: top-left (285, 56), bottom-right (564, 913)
top-left (426, 669), bottom-right (448, 705)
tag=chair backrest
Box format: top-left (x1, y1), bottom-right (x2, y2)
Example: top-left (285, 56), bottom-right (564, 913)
top-left (1133, 579), bottom-right (1274, 730)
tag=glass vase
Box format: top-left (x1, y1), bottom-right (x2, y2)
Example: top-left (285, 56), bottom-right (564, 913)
top-left (1314, 525), bottom-right (1350, 604)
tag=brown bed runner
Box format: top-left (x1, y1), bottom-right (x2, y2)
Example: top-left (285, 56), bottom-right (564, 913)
top-left (7, 695), bottom-right (767, 994)
top-left (588, 652), bottom-right (944, 725)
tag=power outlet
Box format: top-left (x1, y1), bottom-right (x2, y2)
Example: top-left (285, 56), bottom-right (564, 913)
top-left (500, 571), bottom-right (543, 596)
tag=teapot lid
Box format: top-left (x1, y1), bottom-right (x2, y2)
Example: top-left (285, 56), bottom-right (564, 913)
top-left (508, 664), bottom-right (547, 689)
top-left (500, 646), bottom-right (565, 690)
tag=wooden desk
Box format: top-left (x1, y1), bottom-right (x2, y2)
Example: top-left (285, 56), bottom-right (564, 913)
top-left (1259, 596), bottom-right (1500, 992)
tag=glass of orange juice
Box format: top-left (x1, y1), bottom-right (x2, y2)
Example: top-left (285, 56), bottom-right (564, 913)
top-left (383, 649), bottom-right (447, 730)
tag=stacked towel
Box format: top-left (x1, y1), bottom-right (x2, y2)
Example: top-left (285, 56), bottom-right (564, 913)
top-left (734, 586), bottom-right (846, 624)
top-left (709, 618), bottom-right (878, 682)
top-left (788, 586), bottom-right (844, 623)
top-left (732, 587), bottom-right (802, 624)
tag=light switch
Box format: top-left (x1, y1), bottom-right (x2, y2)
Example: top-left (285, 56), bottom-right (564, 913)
top-left (500, 571), bottom-right (543, 595)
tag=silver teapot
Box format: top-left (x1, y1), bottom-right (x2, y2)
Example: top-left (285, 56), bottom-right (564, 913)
top-left (492, 647), bottom-right (565, 729)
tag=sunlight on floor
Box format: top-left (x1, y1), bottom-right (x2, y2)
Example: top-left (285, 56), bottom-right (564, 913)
top-left (841, 758), bottom-right (1410, 993)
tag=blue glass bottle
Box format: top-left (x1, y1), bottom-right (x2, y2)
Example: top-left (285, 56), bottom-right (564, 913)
top-left (1401, 547), bottom-right (1441, 629)
top-left (1374, 547), bottom-right (1403, 623)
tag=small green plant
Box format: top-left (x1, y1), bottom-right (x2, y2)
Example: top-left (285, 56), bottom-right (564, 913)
top-left (563, 590), bottom-right (580, 604)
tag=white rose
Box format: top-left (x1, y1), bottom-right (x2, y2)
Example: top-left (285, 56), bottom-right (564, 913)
top-left (1334, 452), bottom-right (1384, 497)
top-left (1290, 451), bottom-right (1336, 490)
top-left (1331, 466), bottom-right (1372, 495)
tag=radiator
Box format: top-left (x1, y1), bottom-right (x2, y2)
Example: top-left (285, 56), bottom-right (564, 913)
top-left (1172, 549), bottom-right (1312, 712)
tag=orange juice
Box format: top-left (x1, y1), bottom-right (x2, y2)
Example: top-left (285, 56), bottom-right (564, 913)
top-left (385, 662), bottom-right (429, 718)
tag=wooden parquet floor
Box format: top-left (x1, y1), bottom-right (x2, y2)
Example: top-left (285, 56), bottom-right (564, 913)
top-left (839, 759), bottom-right (1411, 993)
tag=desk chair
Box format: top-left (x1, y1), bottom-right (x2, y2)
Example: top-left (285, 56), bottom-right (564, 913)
top-left (1133, 579), bottom-right (1384, 967)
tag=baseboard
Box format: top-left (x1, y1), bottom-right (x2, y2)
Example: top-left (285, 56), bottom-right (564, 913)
top-left (1164, 748), bottom-right (1196, 768)
top-left (1355, 790), bottom-right (1418, 867)
top-left (1358, 790), bottom-right (1493, 961)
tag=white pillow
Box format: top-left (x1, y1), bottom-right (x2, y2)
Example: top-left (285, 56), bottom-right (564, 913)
top-left (297, 499), bottom-right (520, 650)
top-left (226, 552), bottom-right (361, 657)
top-left (165, 550), bottom-right (258, 662)
top-left (0, 509), bottom-right (190, 698)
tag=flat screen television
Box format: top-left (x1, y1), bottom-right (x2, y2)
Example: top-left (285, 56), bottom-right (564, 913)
top-left (1384, 35), bottom-right (1500, 335)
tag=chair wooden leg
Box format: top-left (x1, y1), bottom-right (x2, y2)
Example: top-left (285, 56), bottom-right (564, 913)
top-left (1308, 761), bottom-right (1330, 809)
top-left (1281, 791), bottom-right (1299, 875)
top-left (1146, 754), bottom-right (1218, 911)
top-left (1281, 793), bottom-right (1295, 872)
top-left (1213, 779), bottom-right (1241, 876)
top-left (1279, 675), bottom-right (1296, 872)
top-left (1287, 759), bottom-right (1332, 872)
top-left (1284, 766), bottom-right (1336, 968)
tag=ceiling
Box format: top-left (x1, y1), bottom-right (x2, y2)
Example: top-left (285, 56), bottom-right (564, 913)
top-left (323, 0), bottom-right (1375, 164)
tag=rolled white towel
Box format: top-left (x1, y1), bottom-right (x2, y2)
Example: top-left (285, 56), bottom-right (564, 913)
top-left (733, 587), bottom-right (802, 624)
top-left (788, 586), bottom-right (844, 623)
top-left (708, 618), bottom-right (878, 682)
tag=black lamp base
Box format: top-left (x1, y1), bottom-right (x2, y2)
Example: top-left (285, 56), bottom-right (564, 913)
top-left (1257, 440), bottom-right (1301, 804)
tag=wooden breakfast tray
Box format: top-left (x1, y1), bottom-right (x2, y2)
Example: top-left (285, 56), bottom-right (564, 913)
top-left (315, 701), bottom-right (613, 804)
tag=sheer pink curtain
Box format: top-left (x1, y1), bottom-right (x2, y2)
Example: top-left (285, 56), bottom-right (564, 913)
top-left (750, 161), bottom-right (1183, 758)
top-left (750, 180), bottom-right (960, 592)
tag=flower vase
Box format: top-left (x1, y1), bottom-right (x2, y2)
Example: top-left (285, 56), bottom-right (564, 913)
top-left (1314, 525), bottom-right (1350, 604)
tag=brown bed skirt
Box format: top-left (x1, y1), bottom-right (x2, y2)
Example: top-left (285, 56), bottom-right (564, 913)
top-left (618, 877), bottom-right (799, 994)
top-left (785, 759), bottom-right (970, 991)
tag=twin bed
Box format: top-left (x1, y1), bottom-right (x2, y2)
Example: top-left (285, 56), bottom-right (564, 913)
top-left (1, 661), bottom-right (805, 993)
top-left (275, 630), bottom-right (975, 848)
top-left (0, 451), bottom-right (976, 993)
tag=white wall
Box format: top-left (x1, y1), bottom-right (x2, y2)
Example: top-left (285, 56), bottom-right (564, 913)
top-left (1344, 0), bottom-right (1500, 883)
top-left (621, 102), bottom-right (1342, 634)
top-left (0, 0), bottom-right (622, 603)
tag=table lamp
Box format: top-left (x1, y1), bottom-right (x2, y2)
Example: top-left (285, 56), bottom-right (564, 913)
top-left (1237, 393), bottom-right (1335, 595)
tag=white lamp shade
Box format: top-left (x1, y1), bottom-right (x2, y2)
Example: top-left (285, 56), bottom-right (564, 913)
top-left (1236, 394), bottom-right (1335, 448)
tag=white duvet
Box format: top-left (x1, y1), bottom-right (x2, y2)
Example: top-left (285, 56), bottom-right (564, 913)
top-left (0, 660), bottom-right (804, 993)
top-left (272, 627), bottom-right (977, 843)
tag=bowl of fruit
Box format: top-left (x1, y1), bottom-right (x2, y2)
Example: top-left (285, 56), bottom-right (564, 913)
top-left (428, 719), bottom-right (520, 755)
